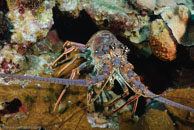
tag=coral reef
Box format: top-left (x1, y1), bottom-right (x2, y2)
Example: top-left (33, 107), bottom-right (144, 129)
top-left (57, 0), bottom-right (150, 43)
top-left (149, 19), bottom-right (176, 61)
top-left (2, 0), bottom-right (193, 61)
top-left (160, 5), bottom-right (190, 45)
top-left (135, 0), bottom-right (194, 47)
top-left (0, 30), bottom-right (62, 85)
top-left (0, 44), bottom-right (27, 74)
top-left (0, 41), bottom-right (57, 75)
top-left (135, 0), bottom-right (156, 11)
top-left (148, 3), bottom-right (194, 60)
top-left (153, 2), bottom-right (194, 46)
top-left (6, 0), bottom-right (55, 44)
top-left (57, 0), bottom-right (80, 17)
top-left (136, 0), bottom-right (192, 11)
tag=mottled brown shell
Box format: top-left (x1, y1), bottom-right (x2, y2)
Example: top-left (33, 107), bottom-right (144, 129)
top-left (149, 19), bottom-right (176, 61)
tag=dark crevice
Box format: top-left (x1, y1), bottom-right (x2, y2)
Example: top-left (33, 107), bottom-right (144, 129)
top-left (0, 98), bottom-right (23, 115)
top-left (0, 0), bottom-right (13, 45)
top-left (52, 7), bottom-right (98, 44)
top-left (0, 0), bottom-right (9, 13)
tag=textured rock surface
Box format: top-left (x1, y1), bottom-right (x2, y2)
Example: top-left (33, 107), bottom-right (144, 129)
top-left (118, 111), bottom-right (137, 130)
top-left (0, 44), bottom-right (27, 74)
top-left (136, 109), bottom-right (175, 130)
top-left (149, 19), bottom-right (176, 61)
top-left (162, 88), bottom-right (194, 130)
top-left (6, 0), bottom-right (55, 44)
top-left (160, 5), bottom-right (190, 44)
top-left (57, 0), bottom-right (150, 43)
top-left (136, 0), bottom-right (156, 10)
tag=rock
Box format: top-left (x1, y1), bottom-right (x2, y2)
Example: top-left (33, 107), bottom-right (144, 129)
top-left (160, 5), bottom-right (190, 44)
top-left (6, 0), bottom-right (55, 44)
top-left (162, 88), bottom-right (194, 130)
top-left (57, 0), bottom-right (150, 43)
top-left (136, 109), bottom-right (175, 130)
top-left (149, 19), bottom-right (176, 61)
top-left (0, 44), bottom-right (27, 73)
top-left (136, 0), bottom-right (156, 10)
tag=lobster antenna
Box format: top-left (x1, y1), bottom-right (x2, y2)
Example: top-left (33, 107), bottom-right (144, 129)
top-left (0, 73), bottom-right (88, 86)
top-left (147, 91), bottom-right (194, 113)
top-left (0, 73), bottom-right (105, 86)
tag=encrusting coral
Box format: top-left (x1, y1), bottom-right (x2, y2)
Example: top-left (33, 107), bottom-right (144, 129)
top-left (6, 0), bottom-right (55, 44)
top-left (57, 0), bottom-right (150, 43)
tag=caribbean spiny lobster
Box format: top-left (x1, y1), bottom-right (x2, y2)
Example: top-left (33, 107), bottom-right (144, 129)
top-left (0, 30), bottom-right (193, 115)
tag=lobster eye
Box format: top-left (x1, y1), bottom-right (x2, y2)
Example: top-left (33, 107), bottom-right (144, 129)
top-left (109, 45), bottom-right (114, 50)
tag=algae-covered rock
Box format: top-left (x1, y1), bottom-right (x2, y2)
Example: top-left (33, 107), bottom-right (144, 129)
top-left (149, 19), bottom-right (176, 61)
top-left (136, 109), bottom-right (175, 130)
top-left (0, 44), bottom-right (27, 74)
top-left (57, 0), bottom-right (150, 43)
top-left (6, 0), bottom-right (55, 44)
top-left (118, 111), bottom-right (137, 130)
top-left (160, 5), bottom-right (190, 45)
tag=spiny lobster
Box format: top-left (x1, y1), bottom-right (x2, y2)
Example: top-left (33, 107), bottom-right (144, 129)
top-left (0, 30), bottom-right (193, 115)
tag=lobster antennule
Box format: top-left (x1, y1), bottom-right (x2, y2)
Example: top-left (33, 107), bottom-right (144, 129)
top-left (147, 91), bottom-right (194, 113)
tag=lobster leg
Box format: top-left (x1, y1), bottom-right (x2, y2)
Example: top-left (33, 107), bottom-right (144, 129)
top-left (88, 78), bottom-right (110, 105)
top-left (52, 41), bottom-right (87, 68)
top-left (52, 47), bottom-right (76, 68)
top-left (63, 40), bottom-right (86, 50)
top-left (104, 71), bottom-right (141, 116)
top-left (131, 96), bottom-right (139, 116)
top-left (104, 92), bottom-right (129, 108)
top-left (57, 53), bottom-right (87, 75)
top-left (116, 74), bottom-right (130, 95)
top-left (103, 76), bottom-right (130, 107)
top-left (54, 61), bottom-right (90, 111)
top-left (87, 62), bottom-right (113, 105)
top-left (54, 70), bottom-right (76, 111)
top-left (105, 94), bottom-right (140, 116)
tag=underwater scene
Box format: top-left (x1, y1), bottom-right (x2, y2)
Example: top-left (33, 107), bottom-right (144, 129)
top-left (0, 0), bottom-right (194, 130)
